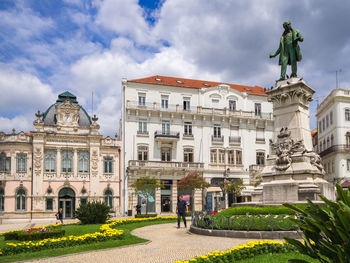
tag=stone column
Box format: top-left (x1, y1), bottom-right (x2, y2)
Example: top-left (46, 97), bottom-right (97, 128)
top-left (155, 184), bottom-right (161, 214)
top-left (73, 149), bottom-right (78, 178)
top-left (172, 179), bottom-right (177, 213)
top-left (193, 189), bottom-right (202, 211)
top-left (56, 148), bottom-right (61, 176)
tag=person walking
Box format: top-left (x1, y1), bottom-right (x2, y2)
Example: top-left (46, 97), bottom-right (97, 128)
top-left (176, 195), bottom-right (188, 228)
top-left (55, 208), bottom-right (63, 224)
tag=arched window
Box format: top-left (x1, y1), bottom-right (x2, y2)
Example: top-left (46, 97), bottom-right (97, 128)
top-left (331, 134), bottom-right (334, 146)
top-left (62, 150), bottom-right (73, 173)
top-left (45, 150), bottom-right (56, 172)
top-left (78, 152), bottom-right (89, 173)
top-left (16, 153), bottom-right (27, 172)
top-left (0, 188), bottom-right (4, 211)
top-left (16, 188), bottom-right (26, 211)
top-left (0, 152), bottom-right (11, 172)
top-left (104, 189), bottom-right (113, 208)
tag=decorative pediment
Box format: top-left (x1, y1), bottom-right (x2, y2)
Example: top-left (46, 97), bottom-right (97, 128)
top-left (55, 99), bottom-right (80, 127)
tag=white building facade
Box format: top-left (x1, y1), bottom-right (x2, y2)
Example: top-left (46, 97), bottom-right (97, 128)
top-left (316, 89), bottom-right (350, 185)
top-left (122, 75), bottom-right (273, 215)
top-left (0, 92), bottom-right (121, 223)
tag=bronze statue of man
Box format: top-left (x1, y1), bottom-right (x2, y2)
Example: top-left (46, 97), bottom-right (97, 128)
top-left (270, 21), bottom-right (304, 80)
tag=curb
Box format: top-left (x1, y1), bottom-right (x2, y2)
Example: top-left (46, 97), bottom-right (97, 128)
top-left (189, 225), bottom-right (302, 239)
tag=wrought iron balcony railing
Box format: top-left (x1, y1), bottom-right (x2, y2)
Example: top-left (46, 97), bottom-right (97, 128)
top-left (154, 131), bottom-right (180, 139)
top-left (319, 144), bottom-right (350, 157)
top-left (128, 160), bottom-right (204, 169)
top-left (229, 136), bottom-right (241, 143)
top-left (212, 135), bottom-right (224, 142)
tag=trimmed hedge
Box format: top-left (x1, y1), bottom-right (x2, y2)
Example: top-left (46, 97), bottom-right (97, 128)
top-left (4, 229), bottom-right (65, 241)
top-left (134, 214), bottom-right (157, 218)
top-left (217, 205), bottom-right (307, 217)
top-left (74, 201), bottom-right (112, 224)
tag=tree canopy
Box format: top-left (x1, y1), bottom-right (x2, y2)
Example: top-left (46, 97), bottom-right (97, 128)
top-left (177, 173), bottom-right (210, 190)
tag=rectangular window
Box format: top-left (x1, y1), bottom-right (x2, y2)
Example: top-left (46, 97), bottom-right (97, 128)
top-left (104, 157), bottom-right (113, 173)
top-left (138, 146), bottom-right (148, 161)
top-left (16, 153), bottom-right (27, 172)
top-left (319, 121), bottom-right (322, 133)
top-left (346, 134), bottom-right (350, 146)
top-left (212, 99), bottom-right (219, 108)
top-left (229, 100), bottom-right (236, 111)
top-left (183, 97), bottom-right (191, 110)
top-left (45, 150), bottom-right (56, 172)
top-left (183, 148), bottom-right (193, 162)
top-left (330, 111), bottom-right (333, 125)
top-left (46, 198), bottom-right (53, 210)
top-left (78, 151), bottom-right (89, 173)
top-left (213, 124), bottom-right (221, 138)
top-left (61, 150), bottom-right (73, 173)
top-left (138, 93), bottom-right (146, 106)
top-left (0, 153), bottom-right (11, 172)
top-left (346, 109), bottom-right (350, 121)
top-left (218, 150), bottom-right (225, 164)
top-left (256, 152), bottom-right (265, 165)
top-left (161, 120), bottom-right (170, 135)
top-left (347, 159), bottom-right (350, 171)
top-left (236, 150), bottom-right (242, 164)
top-left (322, 118), bottom-right (325, 131)
top-left (210, 149), bottom-right (217, 163)
top-left (161, 95), bottom-right (168, 109)
top-left (184, 122), bottom-right (192, 136)
top-left (255, 103), bottom-right (261, 117)
top-left (138, 118), bottom-right (148, 134)
top-left (161, 147), bottom-right (171, 162)
top-left (256, 128), bottom-right (265, 141)
top-left (228, 150), bottom-right (234, 164)
top-left (326, 115), bottom-right (329, 127)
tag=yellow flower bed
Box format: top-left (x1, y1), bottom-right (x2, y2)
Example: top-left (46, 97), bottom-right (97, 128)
top-left (174, 240), bottom-right (295, 263)
top-left (0, 216), bottom-right (177, 256)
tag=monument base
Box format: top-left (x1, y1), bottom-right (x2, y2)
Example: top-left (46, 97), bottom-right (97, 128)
top-left (252, 78), bottom-right (335, 204)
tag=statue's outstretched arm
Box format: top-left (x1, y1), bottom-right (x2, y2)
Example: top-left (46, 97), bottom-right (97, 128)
top-left (270, 45), bottom-right (281, 58)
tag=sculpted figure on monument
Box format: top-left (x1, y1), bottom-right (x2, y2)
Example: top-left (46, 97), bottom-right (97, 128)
top-left (270, 21), bottom-right (304, 80)
top-left (270, 127), bottom-right (305, 171)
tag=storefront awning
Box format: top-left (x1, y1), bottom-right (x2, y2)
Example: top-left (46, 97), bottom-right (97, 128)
top-left (207, 187), bottom-right (222, 192)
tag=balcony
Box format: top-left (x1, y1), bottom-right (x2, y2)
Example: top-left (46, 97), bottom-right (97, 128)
top-left (256, 137), bottom-right (265, 143)
top-left (154, 131), bottom-right (180, 141)
top-left (249, 164), bottom-right (264, 172)
top-left (137, 130), bottom-right (149, 136)
top-left (319, 144), bottom-right (350, 157)
top-left (128, 160), bottom-right (204, 171)
top-left (126, 100), bottom-right (273, 120)
top-left (212, 135), bottom-right (224, 143)
top-left (229, 136), bottom-right (241, 144)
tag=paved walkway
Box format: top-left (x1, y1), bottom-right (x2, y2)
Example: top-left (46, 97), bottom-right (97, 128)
top-left (29, 223), bottom-right (254, 263)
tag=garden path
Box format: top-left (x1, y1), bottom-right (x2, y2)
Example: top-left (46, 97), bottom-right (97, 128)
top-left (29, 223), bottom-right (256, 263)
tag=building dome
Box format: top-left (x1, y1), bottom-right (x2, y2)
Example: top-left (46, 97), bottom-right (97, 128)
top-left (42, 91), bottom-right (92, 127)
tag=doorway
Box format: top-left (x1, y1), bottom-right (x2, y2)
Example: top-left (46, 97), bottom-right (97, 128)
top-left (58, 187), bottom-right (75, 218)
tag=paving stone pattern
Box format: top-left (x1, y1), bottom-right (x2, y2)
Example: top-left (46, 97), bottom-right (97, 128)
top-left (29, 223), bottom-right (257, 263)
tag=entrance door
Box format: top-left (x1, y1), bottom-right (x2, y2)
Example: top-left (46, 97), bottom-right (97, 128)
top-left (59, 199), bottom-right (73, 218)
top-left (161, 195), bottom-right (171, 212)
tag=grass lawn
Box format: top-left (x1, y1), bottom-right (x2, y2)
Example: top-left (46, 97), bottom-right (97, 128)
top-left (236, 252), bottom-right (318, 263)
top-left (0, 220), bottom-right (176, 263)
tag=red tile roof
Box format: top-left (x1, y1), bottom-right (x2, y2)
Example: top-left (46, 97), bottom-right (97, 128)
top-left (128, 75), bottom-right (267, 96)
top-left (311, 129), bottom-right (318, 136)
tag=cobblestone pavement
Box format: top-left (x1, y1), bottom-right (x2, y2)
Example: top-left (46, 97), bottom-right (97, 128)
top-left (30, 223), bottom-right (256, 263)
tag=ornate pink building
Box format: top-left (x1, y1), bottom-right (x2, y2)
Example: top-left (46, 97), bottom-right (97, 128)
top-left (0, 92), bottom-right (121, 223)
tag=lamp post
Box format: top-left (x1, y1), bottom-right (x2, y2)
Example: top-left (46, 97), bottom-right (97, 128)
top-left (223, 167), bottom-right (230, 209)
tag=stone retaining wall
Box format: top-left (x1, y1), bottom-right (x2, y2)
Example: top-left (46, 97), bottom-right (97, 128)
top-left (189, 225), bottom-right (301, 239)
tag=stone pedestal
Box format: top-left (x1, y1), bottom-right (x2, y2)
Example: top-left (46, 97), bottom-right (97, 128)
top-left (252, 78), bottom-right (335, 204)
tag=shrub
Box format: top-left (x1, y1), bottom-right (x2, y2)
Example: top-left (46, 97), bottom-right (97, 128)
top-left (4, 227), bottom-right (64, 241)
top-left (134, 214), bottom-right (157, 218)
top-left (74, 201), bottom-right (112, 224)
top-left (217, 205), bottom-right (307, 217)
top-left (284, 184), bottom-right (350, 263)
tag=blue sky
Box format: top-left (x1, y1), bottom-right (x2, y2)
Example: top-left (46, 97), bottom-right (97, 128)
top-left (0, 0), bottom-right (350, 135)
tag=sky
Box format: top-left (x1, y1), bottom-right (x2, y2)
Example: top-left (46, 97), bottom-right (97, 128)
top-left (0, 0), bottom-right (349, 136)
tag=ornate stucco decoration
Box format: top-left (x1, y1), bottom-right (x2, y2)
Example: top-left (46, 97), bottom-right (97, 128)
top-left (270, 127), bottom-right (305, 171)
top-left (55, 99), bottom-right (80, 127)
top-left (268, 84), bottom-right (313, 107)
top-left (305, 150), bottom-right (325, 174)
top-left (91, 149), bottom-right (99, 177)
top-left (34, 147), bottom-right (43, 176)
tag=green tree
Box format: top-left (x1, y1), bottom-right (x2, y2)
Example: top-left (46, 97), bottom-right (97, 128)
top-left (222, 179), bottom-right (245, 205)
top-left (131, 176), bottom-right (162, 214)
top-left (283, 184), bottom-right (350, 263)
top-left (178, 173), bottom-right (210, 211)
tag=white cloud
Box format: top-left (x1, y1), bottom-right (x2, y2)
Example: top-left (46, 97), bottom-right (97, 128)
top-left (0, 115), bottom-right (33, 133)
top-left (0, 66), bottom-right (55, 115)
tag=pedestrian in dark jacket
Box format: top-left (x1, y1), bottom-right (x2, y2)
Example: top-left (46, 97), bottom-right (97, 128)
top-left (176, 195), bottom-right (189, 228)
top-left (55, 208), bottom-right (63, 224)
